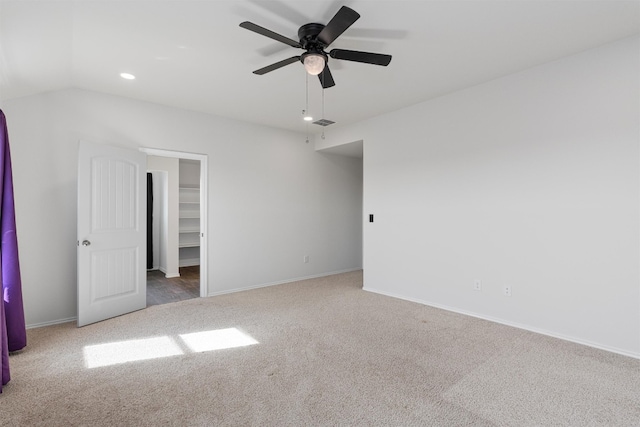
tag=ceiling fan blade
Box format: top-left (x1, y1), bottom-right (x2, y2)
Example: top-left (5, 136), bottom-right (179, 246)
top-left (317, 6), bottom-right (360, 47)
top-left (329, 49), bottom-right (392, 66)
top-left (318, 65), bottom-right (335, 89)
top-left (253, 56), bottom-right (300, 75)
top-left (240, 21), bottom-right (301, 48)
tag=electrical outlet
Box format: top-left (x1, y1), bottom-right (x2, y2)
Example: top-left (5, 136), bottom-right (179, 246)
top-left (503, 285), bottom-right (512, 297)
top-left (473, 279), bottom-right (482, 291)
top-left (303, 255), bottom-right (309, 264)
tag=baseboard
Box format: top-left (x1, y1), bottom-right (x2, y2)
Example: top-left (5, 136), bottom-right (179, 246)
top-left (27, 317), bottom-right (77, 329)
top-left (363, 286), bottom-right (640, 360)
top-left (208, 268), bottom-right (362, 297)
top-left (158, 266), bottom-right (180, 278)
top-left (179, 258), bottom-right (200, 267)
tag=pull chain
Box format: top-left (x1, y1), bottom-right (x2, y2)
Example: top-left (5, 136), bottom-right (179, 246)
top-left (304, 72), bottom-right (309, 143)
top-left (321, 76), bottom-right (326, 140)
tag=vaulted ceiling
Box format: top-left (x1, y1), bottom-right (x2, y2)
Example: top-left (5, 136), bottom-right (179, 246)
top-left (0, 1), bottom-right (638, 133)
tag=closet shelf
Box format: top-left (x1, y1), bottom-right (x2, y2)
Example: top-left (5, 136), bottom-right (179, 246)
top-left (180, 228), bottom-right (200, 233)
top-left (179, 183), bottom-right (200, 266)
top-left (178, 243), bottom-right (200, 248)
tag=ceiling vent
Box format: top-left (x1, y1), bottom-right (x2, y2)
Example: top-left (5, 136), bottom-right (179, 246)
top-left (313, 119), bottom-right (335, 127)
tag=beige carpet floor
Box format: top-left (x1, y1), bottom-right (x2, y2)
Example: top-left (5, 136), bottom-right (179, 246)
top-left (1, 271), bottom-right (639, 426)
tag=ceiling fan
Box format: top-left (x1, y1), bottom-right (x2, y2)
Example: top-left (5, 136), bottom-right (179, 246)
top-left (240, 6), bottom-right (392, 89)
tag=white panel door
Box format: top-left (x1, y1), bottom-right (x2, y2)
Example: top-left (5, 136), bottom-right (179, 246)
top-left (77, 141), bottom-right (146, 327)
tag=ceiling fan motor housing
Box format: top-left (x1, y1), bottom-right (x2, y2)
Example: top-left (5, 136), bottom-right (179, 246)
top-left (298, 23), bottom-right (329, 67)
top-left (298, 23), bottom-right (327, 49)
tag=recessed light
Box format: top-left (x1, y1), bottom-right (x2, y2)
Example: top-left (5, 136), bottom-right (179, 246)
top-left (303, 116), bottom-right (313, 122)
top-left (120, 73), bottom-right (136, 80)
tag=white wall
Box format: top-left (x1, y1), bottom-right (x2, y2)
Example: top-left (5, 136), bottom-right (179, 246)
top-left (148, 156), bottom-right (180, 277)
top-left (4, 88), bottom-right (363, 326)
top-left (149, 170), bottom-right (165, 271)
top-left (317, 36), bottom-right (640, 357)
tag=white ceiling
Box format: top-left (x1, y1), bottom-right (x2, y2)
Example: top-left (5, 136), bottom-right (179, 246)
top-left (0, 1), bottom-right (638, 134)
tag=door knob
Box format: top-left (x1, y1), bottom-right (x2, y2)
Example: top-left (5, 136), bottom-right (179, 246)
top-left (82, 240), bottom-right (91, 246)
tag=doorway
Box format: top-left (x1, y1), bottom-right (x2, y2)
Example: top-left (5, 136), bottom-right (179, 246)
top-left (141, 148), bottom-right (208, 304)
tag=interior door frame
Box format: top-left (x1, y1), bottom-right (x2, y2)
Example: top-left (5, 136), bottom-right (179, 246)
top-left (140, 147), bottom-right (208, 298)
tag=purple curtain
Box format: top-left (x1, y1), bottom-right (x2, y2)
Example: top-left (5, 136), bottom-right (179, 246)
top-left (1, 279), bottom-right (8, 391)
top-left (0, 109), bottom-right (26, 392)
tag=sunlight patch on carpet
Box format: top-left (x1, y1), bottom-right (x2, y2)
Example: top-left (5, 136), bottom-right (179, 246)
top-left (83, 328), bottom-right (259, 368)
top-left (83, 336), bottom-right (184, 368)
top-left (179, 328), bottom-right (259, 353)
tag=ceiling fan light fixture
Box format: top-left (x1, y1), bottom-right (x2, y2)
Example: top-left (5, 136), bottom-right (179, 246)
top-left (302, 53), bottom-right (325, 75)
